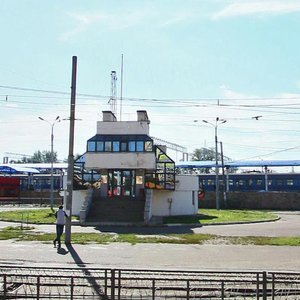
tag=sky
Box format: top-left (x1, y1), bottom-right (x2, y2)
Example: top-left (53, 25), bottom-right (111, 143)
top-left (1, 0), bottom-right (300, 167)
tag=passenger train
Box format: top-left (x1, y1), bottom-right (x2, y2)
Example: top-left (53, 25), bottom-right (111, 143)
top-left (199, 173), bottom-right (300, 192)
top-left (1, 171), bottom-right (300, 198)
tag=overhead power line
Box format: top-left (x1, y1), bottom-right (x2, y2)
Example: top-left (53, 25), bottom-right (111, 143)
top-left (1, 84), bottom-right (300, 104)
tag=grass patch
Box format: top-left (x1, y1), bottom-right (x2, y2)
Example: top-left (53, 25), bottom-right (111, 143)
top-left (164, 209), bottom-right (278, 225)
top-left (0, 208), bottom-right (277, 226)
top-left (0, 225), bottom-right (34, 240)
top-left (1, 226), bottom-right (300, 246)
top-left (228, 236), bottom-right (300, 247)
top-left (0, 208), bottom-right (55, 224)
top-left (0, 208), bottom-right (78, 224)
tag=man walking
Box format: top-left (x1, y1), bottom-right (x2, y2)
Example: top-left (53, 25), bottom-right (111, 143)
top-left (53, 205), bottom-right (68, 248)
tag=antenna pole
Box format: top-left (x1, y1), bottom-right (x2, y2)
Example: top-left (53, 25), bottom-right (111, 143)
top-left (120, 54), bottom-right (124, 121)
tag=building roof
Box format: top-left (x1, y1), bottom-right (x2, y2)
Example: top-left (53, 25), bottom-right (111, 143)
top-left (176, 160), bottom-right (300, 168)
top-left (0, 165), bottom-right (40, 174)
top-left (0, 163), bottom-right (68, 174)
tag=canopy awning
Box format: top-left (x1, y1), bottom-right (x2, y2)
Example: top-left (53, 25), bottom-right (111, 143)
top-left (0, 165), bottom-right (40, 174)
top-left (176, 160), bottom-right (300, 168)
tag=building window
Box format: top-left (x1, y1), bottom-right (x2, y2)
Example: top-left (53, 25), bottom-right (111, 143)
top-left (121, 142), bottom-right (127, 152)
top-left (145, 141), bottom-right (153, 151)
top-left (136, 141), bottom-right (144, 152)
top-left (87, 141), bottom-right (96, 152)
top-left (97, 141), bottom-right (104, 152)
top-left (128, 141), bottom-right (136, 152)
top-left (113, 141), bottom-right (120, 152)
top-left (105, 141), bottom-right (112, 152)
top-left (108, 170), bottom-right (136, 197)
top-left (86, 135), bottom-right (154, 153)
top-left (145, 146), bottom-right (175, 191)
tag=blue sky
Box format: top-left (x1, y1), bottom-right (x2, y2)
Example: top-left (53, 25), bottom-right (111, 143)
top-left (1, 0), bottom-right (300, 166)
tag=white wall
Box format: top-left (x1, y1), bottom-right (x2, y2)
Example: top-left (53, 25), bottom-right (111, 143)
top-left (151, 175), bottom-right (199, 216)
top-left (85, 152), bottom-right (156, 169)
top-left (70, 175), bottom-right (199, 219)
top-left (71, 190), bottom-right (88, 216)
top-left (97, 121), bottom-right (149, 135)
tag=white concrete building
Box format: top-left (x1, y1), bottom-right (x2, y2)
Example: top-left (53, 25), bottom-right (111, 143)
top-left (72, 110), bottom-right (198, 224)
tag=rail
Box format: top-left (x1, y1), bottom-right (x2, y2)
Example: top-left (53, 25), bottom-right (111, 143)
top-left (1, 265), bottom-right (300, 299)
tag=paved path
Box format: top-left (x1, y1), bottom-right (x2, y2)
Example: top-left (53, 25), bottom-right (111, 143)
top-left (0, 240), bottom-right (299, 272)
top-left (0, 210), bottom-right (299, 271)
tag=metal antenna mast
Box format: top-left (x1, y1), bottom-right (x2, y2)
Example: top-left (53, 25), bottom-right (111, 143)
top-left (120, 54), bottom-right (124, 121)
top-left (109, 71), bottom-right (117, 115)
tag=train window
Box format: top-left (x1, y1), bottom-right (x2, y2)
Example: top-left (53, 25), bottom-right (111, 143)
top-left (287, 180), bottom-right (294, 186)
top-left (256, 180), bottom-right (263, 186)
top-left (277, 180), bottom-right (283, 186)
top-left (207, 179), bottom-right (214, 186)
top-left (248, 179), bottom-right (253, 186)
top-left (268, 180), bottom-right (272, 186)
top-left (238, 180), bottom-right (245, 186)
top-left (229, 179), bottom-right (233, 186)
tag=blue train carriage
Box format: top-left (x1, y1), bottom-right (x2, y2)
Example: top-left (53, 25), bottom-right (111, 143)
top-left (198, 173), bottom-right (300, 192)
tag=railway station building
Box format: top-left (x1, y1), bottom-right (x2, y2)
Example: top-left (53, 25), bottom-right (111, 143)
top-left (71, 110), bottom-right (199, 224)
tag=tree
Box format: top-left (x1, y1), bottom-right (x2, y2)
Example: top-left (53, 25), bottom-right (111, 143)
top-left (192, 147), bottom-right (216, 161)
top-left (191, 147), bottom-right (232, 174)
top-left (16, 151), bottom-right (58, 163)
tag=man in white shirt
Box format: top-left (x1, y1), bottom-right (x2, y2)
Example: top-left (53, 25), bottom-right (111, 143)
top-left (53, 205), bottom-right (68, 248)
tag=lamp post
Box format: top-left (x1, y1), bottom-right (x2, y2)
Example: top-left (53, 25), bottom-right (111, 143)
top-left (202, 117), bottom-right (226, 210)
top-left (38, 116), bottom-right (60, 210)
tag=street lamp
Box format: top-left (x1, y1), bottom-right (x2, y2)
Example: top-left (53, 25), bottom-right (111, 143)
top-left (202, 117), bottom-right (226, 210)
top-left (38, 116), bottom-right (60, 210)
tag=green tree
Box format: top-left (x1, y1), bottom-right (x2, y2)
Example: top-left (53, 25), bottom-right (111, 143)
top-left (192, 147), bottom-right (216, 161)
top-left (191, 147), bottom-right (233, 174)
top-left (18, 150), bottom-right (58, 163)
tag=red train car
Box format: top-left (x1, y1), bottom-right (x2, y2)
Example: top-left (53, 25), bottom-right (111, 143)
top-left (0, 177), bottom-right (21, 197)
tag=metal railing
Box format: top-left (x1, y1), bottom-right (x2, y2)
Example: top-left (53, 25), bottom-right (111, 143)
top-left (1, 265), bottom-right (300, 299)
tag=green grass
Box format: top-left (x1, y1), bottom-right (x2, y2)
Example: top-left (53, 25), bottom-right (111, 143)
top-left (164, 209), bottom-right (278, 225)
top-left (0, 208), bottom-right (55, 224)
top-left (0, 208), bottom-right (278, 226)
top-left (1, 208), bottom-right (297, 246)
top-left (0, 208), bottom-right (78, 224)
top-left (0, 226), bottom-right (35, 240)
top-left (1, 226), bottom-right (300, 246)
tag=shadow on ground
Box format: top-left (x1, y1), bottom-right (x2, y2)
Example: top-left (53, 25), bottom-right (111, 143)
top-left (94, 225), bottom-right (197, 235)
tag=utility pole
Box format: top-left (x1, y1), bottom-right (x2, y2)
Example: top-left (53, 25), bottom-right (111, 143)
top-left (220, 141), bottom-right (227, 208)
top-left (214, 125), bottom-right (220, 210)
top-left (202, 117), bottom-right (226, 210)
top-left (65, 56), bottom-right (77, 245)
top-left (38, 116), bottom-right (60, 211)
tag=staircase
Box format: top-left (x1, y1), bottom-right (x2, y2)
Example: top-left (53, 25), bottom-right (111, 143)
top-left (85, 193), bottom-right (145, 224)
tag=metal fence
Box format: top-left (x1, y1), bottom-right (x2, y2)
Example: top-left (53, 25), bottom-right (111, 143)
top-left (1, 265), bottom-right (300, 299)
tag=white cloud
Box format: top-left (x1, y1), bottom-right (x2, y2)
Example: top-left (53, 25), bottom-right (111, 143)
top-left (59, 7), bottom-right (202, 41)
top-left (59, 10), bottom-right (154, 41)
top-left (159, 11), bottom-right (196, 27)
top-left (219, 85), bottom-right (253, 100)
top-left (212, 1), bottom-right (300, 20)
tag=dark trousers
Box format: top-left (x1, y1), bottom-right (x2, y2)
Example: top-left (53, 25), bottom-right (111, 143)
top-left (54, 224), bottom-right (64, 247)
